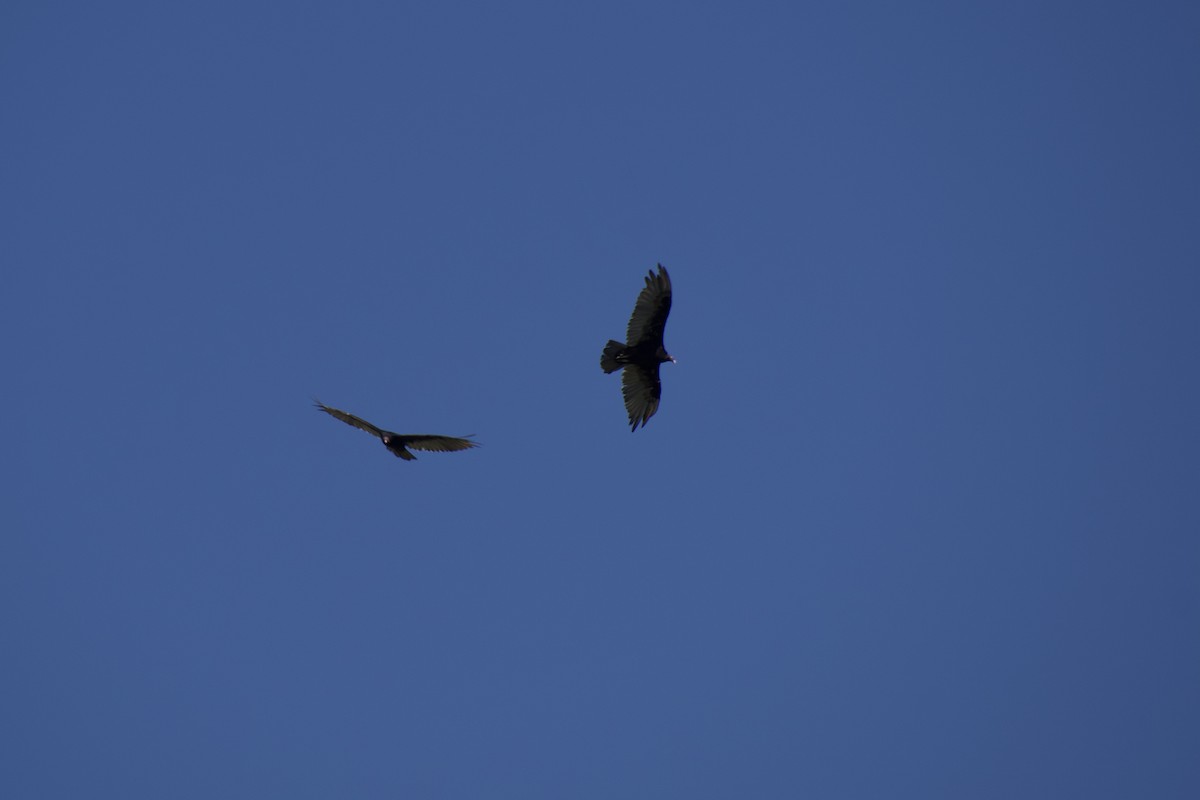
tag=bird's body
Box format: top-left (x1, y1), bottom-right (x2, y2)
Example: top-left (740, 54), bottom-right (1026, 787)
top-left (314, 401), bottom-right (478, 461)
top-left (600, 264), bottom-right (675, 431)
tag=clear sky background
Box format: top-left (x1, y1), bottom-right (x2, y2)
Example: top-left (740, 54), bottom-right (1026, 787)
top-left (3, 2), bottom-right (1198, 797)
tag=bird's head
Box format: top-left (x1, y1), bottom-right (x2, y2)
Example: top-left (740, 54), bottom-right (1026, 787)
top-left (657, 346), bottom-right (676, 365)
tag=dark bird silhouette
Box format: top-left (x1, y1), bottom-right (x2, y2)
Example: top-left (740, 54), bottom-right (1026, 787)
top-left (600, 264), bottom-right (675, 431)
top-left (314, 401), bottom-right (478, 461)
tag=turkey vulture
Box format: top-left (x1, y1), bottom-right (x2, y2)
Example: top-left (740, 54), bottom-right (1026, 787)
top-left (600, 264), bottom-right (675, 431)
top-left (314, 401), bottom-right (478, 461)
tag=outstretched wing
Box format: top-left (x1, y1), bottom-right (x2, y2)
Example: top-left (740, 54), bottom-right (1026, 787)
top-left (620, 363), bottom-right (662, 432)
top-left (399, 435), bottom-right (479, 453)
top-left (624, 264), bottom-right (672, 348)
top-left (314, 400), bottom-right (385, 438)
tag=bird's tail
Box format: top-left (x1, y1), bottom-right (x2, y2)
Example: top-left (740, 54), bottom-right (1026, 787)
top-left (600, 340), bottom-right (626, 373)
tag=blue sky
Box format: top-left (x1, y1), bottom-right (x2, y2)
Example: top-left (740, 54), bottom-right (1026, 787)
top-left (3, 1), bottom-right (1199, 797)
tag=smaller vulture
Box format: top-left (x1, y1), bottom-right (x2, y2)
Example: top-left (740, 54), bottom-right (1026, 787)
top-left (314, 401), bottom-right (478, 461)
top-left (600, 263), bottom-right (675, 431)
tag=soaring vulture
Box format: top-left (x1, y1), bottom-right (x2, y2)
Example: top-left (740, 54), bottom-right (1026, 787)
top-left (600, 264), bottom-right (675, 431)
top-left (314, 401), bottom-right (478, 461)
